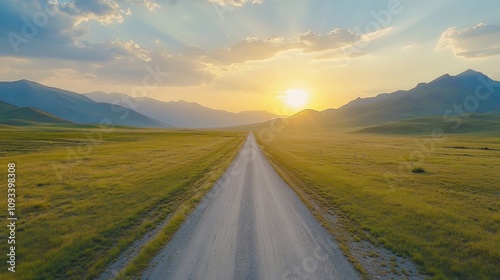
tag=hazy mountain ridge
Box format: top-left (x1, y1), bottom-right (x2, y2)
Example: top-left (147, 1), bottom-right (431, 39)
top-left (0, 69), bottom-right (498, 131)
top-left (289, 69), bottom-right (500, 130)
top-left (0, 80), bottom-right (171, 128)
top-left (0, 100), bottom-right (71, 125)
top-left (85, 92), bottom-right (282, 128)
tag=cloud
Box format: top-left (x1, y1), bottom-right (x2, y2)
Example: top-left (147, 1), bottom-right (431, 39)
top-left (0, 1), bottom-right (386, 88)
top-left (103, 28), bottom-right (377, 86)
top-left (403, 43), bottom-right (418, 50)
top-left (0, 1), bottom-right (211, 86)
top-left (313, 50), bottom-right (368, 61)
top-left (437, 23), bottom-right (500, 58)
top-left (0, 1), bottom-right (87, 55)
top-left (50, 27), bottom-right (381, 85)
top-left (94, 47), bottom-right (215, 86)
top-left (0, 2), bottom-right (198, 89)
top-left (200, 28), bottom-right (389, 65)
top-left (208, 0), bottom-right (263, 7)
top-left (206, 36), bottom-right (299, 64)
top-left (299, 29), bottom-right (361, 53)
top-left (0, 1), bottom-right (156, 60)
top-left (118, 0), bottom-right (160, 11)
top-left (58, 0), bottom-right (125, 24)
top-left (360, 27), bottom-right (393, 42)
top-left (57, 0), bottom-right (160, 24)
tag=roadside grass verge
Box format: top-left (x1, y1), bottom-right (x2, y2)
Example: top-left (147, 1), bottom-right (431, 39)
top-left (116, 132), bottom-right (245, 279)
top-left (0, 127), bottom-right (245, 280)
top-left (257, 130), bottom-right (500, 279)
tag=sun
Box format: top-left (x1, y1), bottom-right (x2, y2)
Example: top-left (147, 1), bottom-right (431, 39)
top-left (283, 88), bottom-right (310, 109)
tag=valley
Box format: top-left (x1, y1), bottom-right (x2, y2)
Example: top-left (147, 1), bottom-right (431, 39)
top-left (0, 70), bottom-right (498, 280)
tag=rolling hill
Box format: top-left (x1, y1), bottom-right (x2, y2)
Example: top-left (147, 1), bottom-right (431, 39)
top-left (0, 80), bottom-right (171, 128)
top-left (357, 111), bottom-right (500, 135)
top-left (0, 100), bottom-right (71, 126)
top-left (85, 92), bottom-right (282, 128)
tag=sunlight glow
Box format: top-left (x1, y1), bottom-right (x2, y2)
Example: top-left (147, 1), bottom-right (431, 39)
top-left (283, 88), bottom-right (310, 109)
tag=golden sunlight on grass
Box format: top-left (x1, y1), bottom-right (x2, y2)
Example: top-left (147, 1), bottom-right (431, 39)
top-left (0, 128), bottom-right (245, 279)
top-left (258, 131), bottom-right (500, 279)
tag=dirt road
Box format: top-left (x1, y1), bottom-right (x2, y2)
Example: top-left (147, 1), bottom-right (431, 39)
top-left (142, 133), bottom-right (360, 280)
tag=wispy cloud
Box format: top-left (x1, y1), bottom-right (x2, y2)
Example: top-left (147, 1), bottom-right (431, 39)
top-left (437, 23), bottom-right (500, 58)
top-left (203, 36), bottom-right (299, 64)
top-left (208, 0), bottom-right (263, 7)
top-left (300, 29), bottom-right (361, 53)
top-left (194, 28), bottom-right (389, 65)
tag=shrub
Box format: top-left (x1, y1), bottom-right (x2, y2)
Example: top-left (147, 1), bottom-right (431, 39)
top-left (412, 167), bottom-right (426, 173)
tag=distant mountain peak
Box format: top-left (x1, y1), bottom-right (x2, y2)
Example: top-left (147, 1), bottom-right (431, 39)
top-left (429, 73), bottom-right (451, 84)
top-left (414, 82), bottom-right (427, 89)
top-left (174, 100), bottom-right (205, 107)
top-left (88, 90), bottom-right (109, 95)
top-left (458, 69), bottom-right (484, 77)
top-left (425, 69), bottom-right (489, 86)
top-left (15, 79), bottom-right (34, 85)
top-left (13, 80), bottom-right (50, 90)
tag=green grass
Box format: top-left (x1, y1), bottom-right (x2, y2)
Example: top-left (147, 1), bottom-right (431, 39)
top-left (258, 130), bottom-right (500, 279)
top-left (0, 126), bottom-right (245, 279)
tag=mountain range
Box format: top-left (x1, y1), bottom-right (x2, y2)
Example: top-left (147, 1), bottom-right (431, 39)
top-left (0, 80), bottom-right (169, 128)
top-left (85, 92), bottom-right (282, 128)
top-left (283, 69), bottom-right (500, 130)
top-left (0, 69), bottom-right (498, 131)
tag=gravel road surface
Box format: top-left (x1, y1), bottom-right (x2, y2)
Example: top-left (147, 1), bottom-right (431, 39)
top-left (142, 133), bottom-right (360, 280)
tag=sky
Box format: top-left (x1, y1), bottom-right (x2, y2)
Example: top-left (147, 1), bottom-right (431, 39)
top-left (1, 0), bottom-right (500, 114)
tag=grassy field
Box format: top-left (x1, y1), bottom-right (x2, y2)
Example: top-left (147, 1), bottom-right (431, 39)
top-left (0, 126), bottom-right (245, 280)
top-left (258, 129), bottom-right (500, 279)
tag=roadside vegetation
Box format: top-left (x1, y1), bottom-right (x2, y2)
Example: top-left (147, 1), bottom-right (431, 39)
top-left (0, 126), bottom-right (245, 279)
top-left (258, 130), bottom-right (500, 279)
